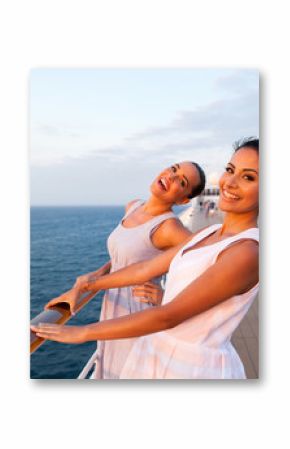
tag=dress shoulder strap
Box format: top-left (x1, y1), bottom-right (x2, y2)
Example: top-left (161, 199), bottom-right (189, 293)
top-left (149, 211), bottom-right (176, 226)
top-left (181, 224), bottom-right (222, 252)
top-left (121, 201), bottom-right (175, 236)
top-left (122, 199), bottom-right (144, 219)
top-left (147, 210), bottom-right (176, 235)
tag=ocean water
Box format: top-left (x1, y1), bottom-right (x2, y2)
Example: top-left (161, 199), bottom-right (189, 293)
top-left (30, 206), bottom-right (124, 379)
top-left (30, 204), bottom-right (198, 379)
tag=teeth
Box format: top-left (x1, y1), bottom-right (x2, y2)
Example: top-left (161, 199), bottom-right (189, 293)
top-left (160, 178), bottom-right (167, 190)
top-left (223, 189), bottom-right (239, 200)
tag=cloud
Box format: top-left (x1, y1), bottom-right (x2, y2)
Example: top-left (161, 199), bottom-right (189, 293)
top-left (31, 70), bottom-right (259, 204)
top-left (126, 88), bottom-right (258, 146)
top-left (79, 80), bottom-right (258, 172)
top-left (32, 70), bottom-right (258, 171)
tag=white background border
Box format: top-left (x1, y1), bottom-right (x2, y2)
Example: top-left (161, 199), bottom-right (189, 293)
top-left (0, 1), bottom-right (288, 448)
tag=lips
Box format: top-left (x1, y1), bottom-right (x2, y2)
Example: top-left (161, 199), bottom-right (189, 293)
top-left (158, 177), bottom-right (169, 191)
top-left (222, 189), bottom-right (240, 200)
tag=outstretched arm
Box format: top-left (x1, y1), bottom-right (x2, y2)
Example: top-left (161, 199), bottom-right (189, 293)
top-left (80, 236), bottom-right (192, 293)
top-left (31, 240), bottom-right (258, 343)
top-left (44, 239), bottom-right (187, 313)
top-left (73, 261), bottom-right (111, 289)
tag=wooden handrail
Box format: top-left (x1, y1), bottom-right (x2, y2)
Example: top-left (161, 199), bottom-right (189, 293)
top-left (30, 291), bottom-right (97, 354)
top-left (30, 261), bottom-right (111, 354)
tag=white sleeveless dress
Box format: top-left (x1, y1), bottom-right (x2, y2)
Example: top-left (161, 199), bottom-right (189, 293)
top-left (92, 200), bottom-right (175, 379)
top-left (119, 224), bottom-right (259, 379)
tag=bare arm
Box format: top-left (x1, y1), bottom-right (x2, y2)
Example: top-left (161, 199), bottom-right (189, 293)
top-left (132, 221), bottom-right (208, 304)
top-left (73, 261), bottom-right (112, 288)
top-left (85, 239), bottom-right (259, 339)
top-left (81, 237), bottom-right (191, 293)
top-left (32, 240), bottom-right (258, 343)
top-left (91, 220), bottom-right (206, 295)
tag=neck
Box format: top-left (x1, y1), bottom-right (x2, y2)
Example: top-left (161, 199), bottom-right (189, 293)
top-left (219, 211), bottom-right (258, 235)
top-left (142, 195), bottom-right (174, 216)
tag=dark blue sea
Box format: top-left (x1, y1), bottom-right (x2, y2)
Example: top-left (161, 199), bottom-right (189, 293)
top-left (30, 206), bottom-right (124, 379)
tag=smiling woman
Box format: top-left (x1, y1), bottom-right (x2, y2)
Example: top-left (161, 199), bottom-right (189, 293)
top-left (31, 137), bottom-right (259, 380)
top-left (219, 140), bottom-right (259, 214)
top-left (149, 162), bottom-right (206, 215)
top-left (153, 162), bottom-right (206, 203)
top-left (39, 160), bottom-right (206, 379)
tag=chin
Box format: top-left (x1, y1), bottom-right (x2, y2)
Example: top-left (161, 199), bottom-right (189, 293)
top-left (218, 199), bottom-right (239, 213)
top-left (150, 183), bottom-right (164, 198)
top-left (219, 199), bottom-right (257, 215)
top-left (150, 182), bottom-right (159, 194)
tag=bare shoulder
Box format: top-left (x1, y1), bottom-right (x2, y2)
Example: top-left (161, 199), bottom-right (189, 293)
top-left (160, 217), bottom-right (189, 234)
top-left (213, 239), bottom-right (259, 294)
top-left (153, 219), bottom-right (217, 249)
top-left (152, 218), bottom-right (192, 249)
top-left (125, 199), bottom-right (141, 213)
top-left (217, 238), bottom-right (259, 265)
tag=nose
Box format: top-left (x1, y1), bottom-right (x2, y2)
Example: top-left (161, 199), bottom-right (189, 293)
top-left (166, 171), bottom-right (175, 181)
top-left (225, 173), bottom-right (239, 189)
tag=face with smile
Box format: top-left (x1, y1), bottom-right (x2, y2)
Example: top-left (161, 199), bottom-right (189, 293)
top-left (219, 147), bottom-right (259, 214)
top-left (150, 161), bottom-right (201, 205)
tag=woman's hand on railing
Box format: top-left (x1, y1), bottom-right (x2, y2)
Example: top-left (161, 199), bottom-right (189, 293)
top-left (45, 288), bottom-right (81, 316)
top-left (73, 272), bottom-right (98, 290)
top-left (31, 322), bottom-right (88, 344)
top-left (132, 282), bottom-right (164, 306)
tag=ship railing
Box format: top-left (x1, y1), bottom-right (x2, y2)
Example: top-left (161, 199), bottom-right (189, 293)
top-left (30, 205), bottom-right (195, 378)
top-left (30, 261), bottom-right (111, 355)
top-left (77, 348), bottom-right (99, 379)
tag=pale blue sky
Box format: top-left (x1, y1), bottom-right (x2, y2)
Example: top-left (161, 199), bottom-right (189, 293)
top-left (30, 68), bottom-right (259, 205)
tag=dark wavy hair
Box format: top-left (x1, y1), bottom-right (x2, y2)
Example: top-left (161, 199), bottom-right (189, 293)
top-left (188, 162), bottom-right (206, 198)
top-left (233, 136), bottom-right (259, 153)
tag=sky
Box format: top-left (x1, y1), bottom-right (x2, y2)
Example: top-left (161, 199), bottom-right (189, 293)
top-left (30, 68), bottom-right (259, 205)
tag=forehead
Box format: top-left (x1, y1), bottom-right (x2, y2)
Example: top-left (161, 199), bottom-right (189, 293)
top-left (230, 148), bottom-right (259, 171)
top-left (178, 162), bottom-right (199, 186)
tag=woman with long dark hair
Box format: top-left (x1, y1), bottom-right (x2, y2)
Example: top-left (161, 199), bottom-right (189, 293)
top-left (32, 138), bottom-right (259, 379)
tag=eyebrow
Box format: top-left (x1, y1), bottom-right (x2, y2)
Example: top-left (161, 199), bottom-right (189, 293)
top-left (227, 162), bottom-right (259, 174)
top-left (175, 163), bottom-right (189, 187)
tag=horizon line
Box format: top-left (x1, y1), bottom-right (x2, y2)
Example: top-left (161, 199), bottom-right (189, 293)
top-left (30, 203), bottom-right (188, 208)
top-left (30, 204), bottom-right (126, 207)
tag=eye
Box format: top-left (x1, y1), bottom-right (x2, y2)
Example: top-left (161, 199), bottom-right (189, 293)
top-left (225, 166), bottom-right (234, 174)
top-left (243, 174), bottom-right (255, 181)
top-left (171, 165), bottom-right (177, 172)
